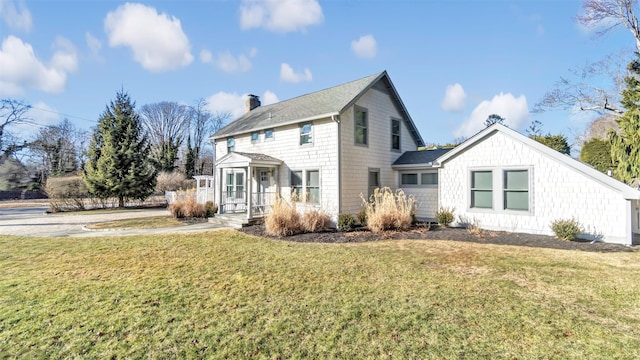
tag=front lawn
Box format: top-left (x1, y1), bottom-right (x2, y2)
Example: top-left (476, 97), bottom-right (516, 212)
top-left (1, 231), bottom-right (638, 358)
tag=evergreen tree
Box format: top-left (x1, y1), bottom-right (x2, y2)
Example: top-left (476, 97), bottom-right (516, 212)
top-left (580, 138), bottom-right (615, 173)
top-left (610, 53), bottom-right (640, 185)
top-left (83, 91), bottom-right (157, 208)
top-left (530, 133), bottom-right (571, 155)
top-left (484, 114), bottom-right (505, 127)
top-left (185, 134), bottom-right (196, 178)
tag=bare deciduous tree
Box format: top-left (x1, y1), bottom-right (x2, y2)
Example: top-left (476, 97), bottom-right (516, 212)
top-left (186, 99), bottom-right (230, 176)
top-left (30, 118), bottom-right (87, 178)
top-left (0, 99), bottom-right (32, 159)
top-left (578, 0), bottom-right (640, 51)
top-left (139, 101), bottom-right (191, 171)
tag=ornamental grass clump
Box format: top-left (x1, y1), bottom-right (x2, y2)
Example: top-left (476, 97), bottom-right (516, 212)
top-left (264, 197), bottom-right (302, 237)
top-left (301, 210), bottom-right (332, 233)
top-left (168, 190), bottom-right (206, 218)
top-left (360, 187), bottom-right (416, 234)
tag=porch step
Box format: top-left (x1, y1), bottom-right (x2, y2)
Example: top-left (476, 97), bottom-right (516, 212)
top-left (208, 214), bottom-right (250, 229)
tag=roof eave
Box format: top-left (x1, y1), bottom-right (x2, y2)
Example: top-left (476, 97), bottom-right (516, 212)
top-left (210, 111), bottom-right (340, 140)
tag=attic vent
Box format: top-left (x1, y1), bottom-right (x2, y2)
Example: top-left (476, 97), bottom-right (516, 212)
top-left (246, 94), bottom-right (261, 113)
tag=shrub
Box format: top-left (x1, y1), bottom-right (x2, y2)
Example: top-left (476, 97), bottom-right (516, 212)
top-left (264, 197), bottom-right (302, 237)
top-left (168, 190), bottom-right (206, 218)
top-left (155, 171), bottom-right (194, 193)
top-left (550, 218), bottom-right (583, 241)
top-left (45, 176), bottom-right (88, 212)
top-left (301, 210), bottom-right (332, 233)
top-left (360, 187), bottom-right (415, 234)
top-left (356, 208), bottom-right (367, 226)
top-left (205, 201), bottom-right (218, 217)
top-left (435, 207), bottom-right (455, 227)
top-left (337, 213), bottom-right (355, 232)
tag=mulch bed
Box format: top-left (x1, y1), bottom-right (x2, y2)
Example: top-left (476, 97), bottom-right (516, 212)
top-left (239, 224), bottom-right (638, 253)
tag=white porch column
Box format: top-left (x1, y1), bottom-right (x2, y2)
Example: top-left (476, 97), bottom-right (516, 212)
top-left (247, 166), bottom-right (253, 220)
top-left (218, 167), bottom-right (224, 214)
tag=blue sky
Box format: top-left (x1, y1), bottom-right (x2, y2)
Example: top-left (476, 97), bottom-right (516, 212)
top-left (0, 0), bottom-right (632, 147)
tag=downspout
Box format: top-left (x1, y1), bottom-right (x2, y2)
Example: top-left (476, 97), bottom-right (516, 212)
top-left (332, 114), bottom-right (341, 216)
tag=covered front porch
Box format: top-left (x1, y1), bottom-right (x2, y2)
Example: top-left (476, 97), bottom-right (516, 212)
top-left (215, 152), bottom-right (282, 220)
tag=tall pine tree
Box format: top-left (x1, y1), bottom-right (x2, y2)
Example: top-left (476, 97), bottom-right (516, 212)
top-left (610, 54), bottom-right (640, 186)
top-left (83, 91), bottom-right (157, 208)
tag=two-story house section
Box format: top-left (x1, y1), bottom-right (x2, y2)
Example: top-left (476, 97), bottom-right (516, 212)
top-left (209, 71), bottom-right (424, 222)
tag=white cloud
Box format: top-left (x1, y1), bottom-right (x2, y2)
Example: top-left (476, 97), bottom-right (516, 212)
top-left (240, 0), bottom-right (323, 33)
top-left (441, 83), bottom-right (467, 112)
top-left (85, 32), bottom-right (102, 59)
top-left (0, 0), bottom-right (32, 32)
top-left (0, 35), bottom-right (78, 95)
top-left (351, 34), bottom-right (377, 59)
top-left (201, 48), bottom-right (256, 73)
top-left (454, 92), bottom-right (529, 138)
top-left (205, 91), bottom-right (279, 119)
top-left (261, 90), bottom-right (278, 105)
top-left (104, 3), bottom-right (193, 72)
top-left (280, 63), bottom-right (312, 83)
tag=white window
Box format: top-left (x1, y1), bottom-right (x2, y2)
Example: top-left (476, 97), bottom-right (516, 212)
top-left (226, 171), bottom-right (244, 199)
top-left (251, 132), bottom-right (259, 142)
top-left (504, 170), bottom-right (529, 211)
top-left (300, 123), bottom-right (312, 145)
top-left (291, 170), bottom-right (320, 203)
top-left (471, 170), bottom-right (493, 209)
top-left (227, 137), bottom-right (235, 153)
top-left (265, 129), bottom-right (274, 140)
top-left (306, 170), bottom-right (320, 204)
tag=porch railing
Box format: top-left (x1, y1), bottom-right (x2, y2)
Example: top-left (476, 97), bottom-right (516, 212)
top-left (219, 191), bottom-right (276, 215)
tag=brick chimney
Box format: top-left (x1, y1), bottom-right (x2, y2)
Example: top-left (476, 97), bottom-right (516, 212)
top-left (245, 94), bottom-right (261, 113)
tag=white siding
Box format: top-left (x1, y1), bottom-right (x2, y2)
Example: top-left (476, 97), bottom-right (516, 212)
top-left (340, 87), bottom-right (419, 215)
top-left (215, 118), bottom-right (340, 217)
top-left (439, 131), bottom-right (634, 244)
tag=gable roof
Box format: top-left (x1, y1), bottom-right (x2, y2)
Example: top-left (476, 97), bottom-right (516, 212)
top-left (392, 148), bottom-right (452, 169)
top-left (215, 151), bottom-right (282, 167)
top-left (211, 71), bottom-right (425, 147)
top-left (437, 123), bottom-right (640, 200)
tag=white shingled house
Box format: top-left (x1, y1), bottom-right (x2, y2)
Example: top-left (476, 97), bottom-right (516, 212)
top-left (198, 71), bottom-right (640, 245)
top-left (435, 124), bottom-right (640, 245)
top-left (205, 71), bottom-right (425, 223)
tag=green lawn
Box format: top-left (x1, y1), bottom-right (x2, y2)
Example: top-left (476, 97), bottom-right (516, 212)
top-left (1, 231), bottom-right (639, 359)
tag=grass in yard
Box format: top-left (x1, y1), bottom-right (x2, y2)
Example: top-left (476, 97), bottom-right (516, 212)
top-left (1, 231), bottom-right (639, 359)
top-left (84, 216), bottom-right (186, 230)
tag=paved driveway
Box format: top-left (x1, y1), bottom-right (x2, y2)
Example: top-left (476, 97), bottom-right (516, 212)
top-left (0, 207), bottom-right (227, 237)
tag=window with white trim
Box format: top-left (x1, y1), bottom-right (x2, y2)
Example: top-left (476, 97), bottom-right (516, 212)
top-left (503, 170), bottom-right (529, 211)
top-left (265, 128), bottom-right (274, 140)
top-left (306, 170), bottom-right (320, 204)
top-left (300, 123), bottom-right (312, 145)
top-left (291, 171), bottom-right (302, 200)
top-left (471, 170), bottom-right (493, 209)
top-left (251, 132), bottom-right (259, 142)
top-left (227, 137), bottom-right (235, 153)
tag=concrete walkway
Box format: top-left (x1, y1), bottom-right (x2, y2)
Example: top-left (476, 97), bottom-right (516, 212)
top-left (0, 207), bottom-right (232, 238)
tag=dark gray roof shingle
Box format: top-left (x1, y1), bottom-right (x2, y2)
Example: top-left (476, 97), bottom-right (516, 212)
top-left (212, 71), bottom-right (424, 147)
top-left (392, 148), bottom-right (453, 167)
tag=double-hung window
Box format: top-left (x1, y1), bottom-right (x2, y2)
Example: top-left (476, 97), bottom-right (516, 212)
top-left (355, 108), bottom-right (368, 145)
top-left (391, 119), bottom-right (401, 150)
top-left (306, 170), bottom-right (320, 204)
top-left (291, 170), bottom-right (320, 203)
top-left (471, 170), bottom-right (493, 209)
top-left (227, 137), bottom-right (235, 153)
top-left (300, 123), bottom-right (312, 145)
top-left (504, 170), bottom-right (529, 211)
top-left (291, 171), bottom-right (303, 200)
